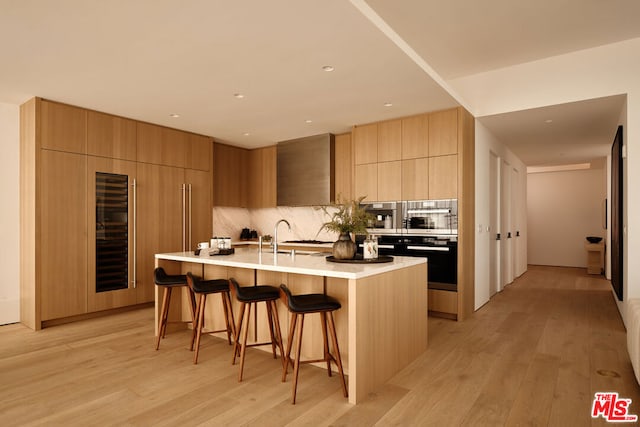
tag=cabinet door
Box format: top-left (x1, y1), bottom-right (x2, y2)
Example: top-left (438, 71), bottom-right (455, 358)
top-left (40, 150), bottom-right (87, 320)
top-left (377, 161), bottom-right (402, 202)
top-left (402, 114), bottom-right (429, 159)
top-left (377, 119), bottom-right (401, 162)
top-left (334, 133), bottom-right (352, 201)
top-left (213, 143), bottom-right (248, 207)
top-left (353, 123), bottom-right (377, 165)
top-left (429, 109), bottom-right (458, 157)
top-left (137, 122), bottom-right (187, 168)
top-left (186, 168), bottom-right (212, 249)
top-left (87, 156), bottom-right (138, 312)
top-left (248, 146), bottom-right (276, 208)
top-left (402, 158), bottom-right (429, 200)
top-left (429, 155), bottom-right (458, 199)
top-left (41, 100), bottom-right (87, 154)
top-left (186, 134), bottom-right (212, 171)
top-left (136, 163), bottom-right (185, 303)
top-left (87, 111), bottom-right (137, 160)
top-left (354, 163), bottom-right (378, 202)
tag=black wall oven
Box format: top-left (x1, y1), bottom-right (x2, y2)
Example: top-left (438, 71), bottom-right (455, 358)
top-left (356, 234), bottom-right (457, 291)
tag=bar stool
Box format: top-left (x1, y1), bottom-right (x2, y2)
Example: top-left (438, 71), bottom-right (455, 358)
top-left (186, 272), bottom-right (236, 364)
top-left (154, 267), bottom-right (196, 350)
top-left (229, 277), bottom-right (285, 382)
top-left (279, 284), bottom-right (348, 404)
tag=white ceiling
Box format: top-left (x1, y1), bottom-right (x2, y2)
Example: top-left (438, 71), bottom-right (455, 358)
top-left (1, 0), bottom-right (638, 164)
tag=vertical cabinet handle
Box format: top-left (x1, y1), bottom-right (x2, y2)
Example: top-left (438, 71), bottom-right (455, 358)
top-left (131, 179), bottom-right (137, 289)
top-left (181, 184), bottom-right (187, 252)
top-left (188, 183), bottom-right (193, 252)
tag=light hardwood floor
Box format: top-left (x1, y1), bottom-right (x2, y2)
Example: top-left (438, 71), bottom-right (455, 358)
top-left (1, 266), bottom-right (638, 426)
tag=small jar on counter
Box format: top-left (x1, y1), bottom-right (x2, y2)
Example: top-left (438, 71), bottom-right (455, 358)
top-left (363, 235), bottom-right (379, 259)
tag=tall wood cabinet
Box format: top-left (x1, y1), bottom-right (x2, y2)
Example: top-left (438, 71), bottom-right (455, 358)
top-left (20, 98), bottom-right (213, 329)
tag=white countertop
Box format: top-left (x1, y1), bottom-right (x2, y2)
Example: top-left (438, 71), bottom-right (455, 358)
top-left (156, 247), bottom-right (425, 280)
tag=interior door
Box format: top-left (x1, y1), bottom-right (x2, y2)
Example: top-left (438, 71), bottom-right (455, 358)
top-left (136, 163), bottom-right (185, 303)
top-left (501, 160), bottom-right (513, 287)
top-left (87, 157), bottom-right (138, 312)
top-left (511, 167), bottom-right (519, 280)
top-left (489, 151), bottom-right (500, 296)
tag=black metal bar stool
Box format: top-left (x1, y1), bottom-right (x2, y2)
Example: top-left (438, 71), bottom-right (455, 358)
top-left (229, 277), bottom-right (285, 382)
top-left (154, 267), bottom-right (196, 350)
top-left (186, 272), bottom-right (236, 364)
top-left (279, 284), bottom-right (348, 404)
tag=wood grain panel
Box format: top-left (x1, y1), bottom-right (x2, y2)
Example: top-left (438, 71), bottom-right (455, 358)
top-left (428, 289), bottom-right (458, 315)
top-left (334, 133), bottom-right (352, 200)
top-left (185, 168), bottom-right (213, 250)
top-left (41, 99), bottom-right (87, 154)
top-left (401, 114), bottom-right (429, 159)
top-left (354, 163), bottom-right (377, 202)
top-left (377, 161), bottom-right (402, 202)
top-left (40, 150), bottom-right (88, 320)
top-left (377, 119), bottom-right (401, 162)
top-left (136, 122), bottom-right (186, 168)
top-left (186, 134), bottom-right (212, 171)
top-left (353, 123), bottom-right (377, 165)
top-left (213, 142), bottom-right (249, 207)
top-left (429, 108), bottom-right (458, 157)
top-left (401, 157), bottom-right (429, 200)
top-left (248, 146), bottom-right (277, 208)
top-left (429, 154), bottom-right (458, 199)
top-left (87, 110), bottom-right (136, 161)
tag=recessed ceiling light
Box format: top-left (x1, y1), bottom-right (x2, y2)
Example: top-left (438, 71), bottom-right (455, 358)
top-left (243, 132), bottom-right (250, 136)
top-left (234, 93), bottom-right (245, 99)
top-left (322, 65), bottom-right (335, 72)
top-left (545, 119), bottom-right (553, 123)
top-left (384, 102), bottom-right (393, 107)
top-left (169, 113), bottom-right (180, 118)
top-left (305, 119), bottom-right (313, 123)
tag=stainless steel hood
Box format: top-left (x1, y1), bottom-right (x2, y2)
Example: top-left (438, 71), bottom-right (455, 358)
top-left (277, 133), bottom-right (335, 206)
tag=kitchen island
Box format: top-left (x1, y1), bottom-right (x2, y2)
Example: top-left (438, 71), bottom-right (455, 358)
top-left (155, 248), bottom-right (427, 404)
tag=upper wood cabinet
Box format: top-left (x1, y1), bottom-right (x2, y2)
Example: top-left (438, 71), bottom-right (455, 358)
top-left (213, 142), bottom-right (248, 207)
top-left (41, 100), bottom-right (87, 154)
top-left (402, 157), bottom-right (429, 200)
top-left (353, 123), bottom-right (377, 165)
top-left (354, 163), bottom-right (378, 202)
top-left (377, 119), bottom-right (402, 162)
top-left (429, 109), bottom-right (458, 157)
top-left (377, 161), bottom-right (402, 201)
top-left (136, 122), bottom-right (187, 168)
top-left (402, 114), bottom-right (429, 159)
top-left (87, 110), bottom-right (137, 161)
top-left (248, 146), bottom-right (277, 208)
top-left (186, 134), bottom-right (212, 171)
top-left (334, 133), bottom-right (352, 201)
top-left (429, 154), bottom-right (458, 199)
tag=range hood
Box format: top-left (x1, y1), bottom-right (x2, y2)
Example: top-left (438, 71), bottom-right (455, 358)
top-left (277, 133), bottom-right (335, 206)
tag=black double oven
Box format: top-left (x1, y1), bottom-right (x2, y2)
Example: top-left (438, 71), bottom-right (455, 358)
top-left (358, 200), bottom-right (458, 291)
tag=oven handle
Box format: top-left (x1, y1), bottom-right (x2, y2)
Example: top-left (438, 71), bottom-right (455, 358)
top-left (358, 244), bottom-right (395, 249)
top-left (406, 245), bottom-right (450, 252)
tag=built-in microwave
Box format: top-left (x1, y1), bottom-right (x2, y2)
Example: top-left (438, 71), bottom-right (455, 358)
top-left (401, 199), bottom-right (458, 235)
top-left (361, 201), bottom-right (402, 234)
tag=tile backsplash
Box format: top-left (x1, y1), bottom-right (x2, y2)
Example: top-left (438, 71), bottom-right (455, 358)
top-left (212, 206), bottom-right (337, 242)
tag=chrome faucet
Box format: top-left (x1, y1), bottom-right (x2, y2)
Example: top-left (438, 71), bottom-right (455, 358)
top-left (273, 219), bottom-right (291, 255)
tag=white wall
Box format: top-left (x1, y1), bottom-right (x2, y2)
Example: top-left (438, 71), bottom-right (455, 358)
top-left (474, 121), bottom-right (528, 310)
top-left (0, 103), bottom-right (20, 325)
top-left (450, 37), bottom-right (640, 326)
top-left (527, 168), bottom-right (606, 267)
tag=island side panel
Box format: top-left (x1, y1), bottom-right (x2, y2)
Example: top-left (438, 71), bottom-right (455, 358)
top-left (349, 262), bottom-right (428, 403)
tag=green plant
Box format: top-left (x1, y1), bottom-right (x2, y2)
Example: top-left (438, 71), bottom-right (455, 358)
top-left (317, 196), bottom-right (374, 235)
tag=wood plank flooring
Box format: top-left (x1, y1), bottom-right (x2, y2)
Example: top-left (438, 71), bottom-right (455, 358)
top-left (1, 265), bottom-right (638, 426)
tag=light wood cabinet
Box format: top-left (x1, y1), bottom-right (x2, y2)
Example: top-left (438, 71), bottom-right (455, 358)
top-left (213, 142), bottom-right (249, 207)
top-left (377, 119), bottom-right (402, 162)
top-left (186, 168), bottom-right (213, 247)
top-left (40, 150), bottom-right (88, 320)
top-left (334, 133), bottom-right (352, 200)
top-left (377, 161), bottom-right (402, 201)
top-left (353, 123), bottom-right (377, 165)
top-left (402, 114), bottom-right (429, 159)
top-left (429, 155), bottom-right (458, 199)
top-left (402, 158), bottom-right (429, 200)
top-left (429, 108), bottom-right (458, 157)
top-left (87, 110), bottom-right (136, 161)
top-left (248, 146), bottom-right (277, 208)
top-left (41, 100), bottom-right (87, 154)
top-left (137, 122), bottom-right (187, 168)
top-left (354, 163), bottom-right (377, 202)
top-left (87, 156), bottom-right (138, 312)
top-left (186, 134), bottom-right (212, 171)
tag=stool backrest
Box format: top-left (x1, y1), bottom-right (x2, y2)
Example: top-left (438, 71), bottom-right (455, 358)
top-left (186, 272), bottom-right (196, 292)
top-left (279, 284), bottom-right (294, 310)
